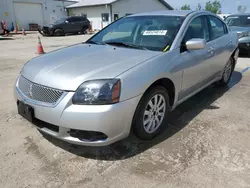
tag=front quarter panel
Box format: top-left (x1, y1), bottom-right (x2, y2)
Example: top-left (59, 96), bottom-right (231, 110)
top-left (231, 31), bottom-right (239, 48)
top-left (118, 49), bottom-right (183, 106)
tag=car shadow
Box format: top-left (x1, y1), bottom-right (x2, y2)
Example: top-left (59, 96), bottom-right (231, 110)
top-left (239, 53), bottom-right (250, 58)
top-left (0, 37), bottom-right (14, 40)
top-left (41, 71), bottom-right (242, 161)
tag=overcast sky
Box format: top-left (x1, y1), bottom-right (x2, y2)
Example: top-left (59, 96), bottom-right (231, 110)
top-left (167, 0), bottom-right (250, 14)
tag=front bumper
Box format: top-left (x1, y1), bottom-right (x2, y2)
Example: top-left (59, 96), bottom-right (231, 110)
top-left (38, 27), bottom-right (54, 36)
top-left (14, 79), bottom-right (142, 146)
top-left (238, 43), bottom-right (250, 53)
top-left (238, 37), bottom-right (250, 53)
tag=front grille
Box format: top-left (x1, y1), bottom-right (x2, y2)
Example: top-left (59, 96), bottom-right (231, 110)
top-left (18, 76), bottom-right (65, 106)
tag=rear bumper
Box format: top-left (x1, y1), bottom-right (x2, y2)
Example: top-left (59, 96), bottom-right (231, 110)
top-left (14, 78), bottom-right (142, 146)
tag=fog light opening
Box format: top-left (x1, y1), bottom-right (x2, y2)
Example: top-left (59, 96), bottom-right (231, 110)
top-left (69, 129), bottom-right (108, 142)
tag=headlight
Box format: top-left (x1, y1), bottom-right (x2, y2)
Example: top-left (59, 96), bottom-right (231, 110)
top-left (72, 79), bottom-right (121, 105)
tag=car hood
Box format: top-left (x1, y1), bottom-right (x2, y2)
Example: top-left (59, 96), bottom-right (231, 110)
top-left (229, 26), bottom-right (250, 39)
top-left (21, 44), bottom-right (161, 91)
top-left (229, 26), bottom-right (250, 33)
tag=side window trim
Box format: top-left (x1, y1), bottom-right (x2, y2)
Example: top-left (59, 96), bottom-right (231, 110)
top-left (223, 22), bottom-right (229, 34)
top-left (201, 16), bottom-right (211, 42)
top-left (204, 15), bottom-right (212, 43)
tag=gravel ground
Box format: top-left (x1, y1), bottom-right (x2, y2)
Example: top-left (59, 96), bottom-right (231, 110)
top-left (0, 33), bottom-right (250, 188)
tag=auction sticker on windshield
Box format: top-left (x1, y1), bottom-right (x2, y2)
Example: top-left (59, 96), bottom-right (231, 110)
top-left (143, 30), bottom-right (168, 36)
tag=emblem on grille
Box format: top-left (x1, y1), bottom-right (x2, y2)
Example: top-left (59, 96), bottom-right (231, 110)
top-left (28, 84), bottom-right (33, 98)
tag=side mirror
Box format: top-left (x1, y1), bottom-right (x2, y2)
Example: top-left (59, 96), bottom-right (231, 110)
top-left (186, 38), bottom-right (206, 50)
top-left (65, 20), bottom-right (69, 24)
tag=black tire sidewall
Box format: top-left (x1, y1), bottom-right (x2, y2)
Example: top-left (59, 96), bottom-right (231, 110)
top-left (222, 57), bottom-right (234, 84)
top-left (133, 86), bottom-right (170, 140)
top-left (54, 29), bottom-right (64, 36)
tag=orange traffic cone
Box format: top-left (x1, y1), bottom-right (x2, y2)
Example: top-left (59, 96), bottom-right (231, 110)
top-left (37, 36), bottom-right (45, 54)
top-left (89, 21), bottom-right (93, 32)
top-left (22, 28), bottom-right (26, 35)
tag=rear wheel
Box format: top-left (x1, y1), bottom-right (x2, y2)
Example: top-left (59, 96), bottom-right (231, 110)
top-left (133, 86), bottom-right (170, 140)
top-left (81, 26), bottom-right (88, 34)
top-left (54, 29), bottom-right (64, 36)
top-left (216, 57), bottom-right (234, 86)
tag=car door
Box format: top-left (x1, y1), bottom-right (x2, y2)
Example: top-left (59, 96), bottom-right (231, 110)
top-left (73, 17), bottom-right (83, 32)
top-left (178, 15), bottom-right (217, 100)
top-left (207, 15), bottom-right (233, 75)
top-left (64, 17), bottom-right (75, 33)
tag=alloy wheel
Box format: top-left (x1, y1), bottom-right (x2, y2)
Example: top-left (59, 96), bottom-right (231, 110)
top-left (143, 94), bottom-right (166, 133)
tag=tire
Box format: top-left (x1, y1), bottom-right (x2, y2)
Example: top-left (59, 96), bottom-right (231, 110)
top-left (216, 57), bottom-right (234, 86)
top-left (132, 86), bottom-right (170, 140)
top-left (54, 29), bottom-right (64, 36)
top-left (81, 27), bottom-right (88, 34)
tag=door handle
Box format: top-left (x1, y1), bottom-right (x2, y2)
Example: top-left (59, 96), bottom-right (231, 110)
top-left (228, 40), bottom-right (232, 44)
top-left (208, 47), bottom-right (215, 53)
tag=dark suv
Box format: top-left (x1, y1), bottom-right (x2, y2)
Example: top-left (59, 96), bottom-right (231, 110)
top-left (39, 16), bottom-right (90, 36)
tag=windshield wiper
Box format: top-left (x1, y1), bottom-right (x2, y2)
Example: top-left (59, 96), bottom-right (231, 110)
top-left (85, 40), bottom-right (105, 45)
top-left (105, 41), bottom-right (148, 50)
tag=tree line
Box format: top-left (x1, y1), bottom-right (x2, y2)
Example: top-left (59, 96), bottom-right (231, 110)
top-left (181, 0), bottom-right (248, 14)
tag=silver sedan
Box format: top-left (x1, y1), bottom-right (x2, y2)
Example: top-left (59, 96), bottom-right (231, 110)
top-left (14, 10), bottom-right (239, 146)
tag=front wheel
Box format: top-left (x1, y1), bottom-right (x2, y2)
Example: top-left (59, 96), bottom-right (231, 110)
top-left (216, 57), bottom-right (234, 86)
top-left (133, 86), bottom-right (170, 140)
top-left (54, 29), bottom-right (64, 36)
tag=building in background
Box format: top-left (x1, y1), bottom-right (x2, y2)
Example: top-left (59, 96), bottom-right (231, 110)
top-left (0, 0), bottom-right (78, 31)
top-left (67, 0), bottom-right (173, 31)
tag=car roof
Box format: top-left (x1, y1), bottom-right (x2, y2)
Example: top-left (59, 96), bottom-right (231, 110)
top-left (227, 13), bottom-right (250, 17)
top-left (128, 10), bottom-right (203, 17)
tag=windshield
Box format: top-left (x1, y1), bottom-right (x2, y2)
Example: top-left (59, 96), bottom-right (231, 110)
top-left (86, 16), bottom-right (184, 52)
top-left (225, 15), bottom-right (250, 27)
top-left (54, 18), bottom-right (67, 24)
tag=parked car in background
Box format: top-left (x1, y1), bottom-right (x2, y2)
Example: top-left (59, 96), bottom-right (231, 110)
top-left (39, 16), bottom-right (90, 36)
top-left (225, 14), bottom-right (250, 55)
top-left (217, 14), bottom-right (231, 20)
top-left (15, 10), bottom-right (239, 146)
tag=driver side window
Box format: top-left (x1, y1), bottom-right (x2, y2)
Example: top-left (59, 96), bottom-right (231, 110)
top-left (183, 16), bottom-right (209, 43)
top-left (67, 18), bottom-right (75, 23)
